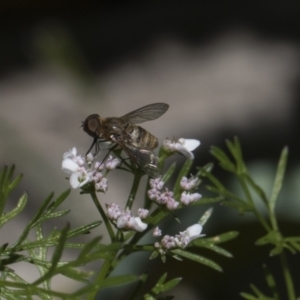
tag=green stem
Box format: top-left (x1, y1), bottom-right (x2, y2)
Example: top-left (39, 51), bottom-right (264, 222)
top-left (90, 191), bottom-right (116, 242)
top-left (280, 251), bottom-right (296, 300)
top-left (125, 169), bottom-right (143, 210)
top-left (238, 176), bottom-right (271, 232)
top-left (268, 203), bottom-right (279, 232)
top-left (87, 258), bottom-right (113, 300)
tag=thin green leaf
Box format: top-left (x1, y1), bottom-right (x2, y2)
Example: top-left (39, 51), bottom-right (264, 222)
top-left (128, 273), bottom-right (148, 300)
top-left (77, 237), bottom-right (102, 259)
top-left (207, 231), bottom-right (239, 244)
top-left (225, 138), bottom-right (247, 174)
top-left (6, 269), bottom-right (28, 284)
top-left (59, 268), bottom-right (93, 283)
top-left (156, 273), bottom-right (168, 285)
top-left (0, 165), bottom-right (9, 189)
top-left (199, 169), bottom-right (228, 191)
top-left (191, 196), bottom-right (222, 205)
top-left (199, 208), bottom-right (213, 226)
top-left (250, 283), bottom-right (274, 299)
top-left (0, 193), bottom-right (27, 228)
top-left (194, 242), bottom-right (233, 257)
top-left (270, 245), bottom-right (283, 256)
top-left (74, 275), bottom-right (138, 296)
top-left (196, 162), bottom-right (214, 177)
top-left (160, 277), bottom-right (182, 293)
top-left (32, 223), bottom-right (70, 285)
top-left (7, 174), bottom-right (23, 194)
top-left (161, 162), bottom-right (176, 184)
top-left (263, 264), bottom-right (279, 300)
top-left (67, 221), bottom-right (102, 238)
top-left (0, 171), bottom-right (8, 215)
top-left (282, 242), bottom-right (296, 254)
top-left (174, 159), bottom-right (193, 196)
top-left (270, 147), bottom-right (288, 212)
top-left (6, 164), bottom-right (15, 182)
top-left (209, 152), bottom-right (233, 175)
top-left (45, 189), bottom-right (71, 214)
top-left (240, 292), bottom-right (258, 300)
top-left (99, 274), bottom-right (138, 289)
top-left (210, 146), bottom-right (233, 166)
top-left (0, 254), bottom-right (25, 267)
top-left (221, 199), bottom-right (253, 213)
top-left (171, 249), bottom-right (222, 272)
top-left (41, 210), bottom-right (70, 220)
top-left (287, 240), bottom-right (300, 252)
top-left (244, 174), bottom-right (269, 206)
top-left (0, 243), bottom-right (9, 255)
top-left (11, 193), bottom-right (54, 250)
top-left (256, 231), bottom-right (281, 246)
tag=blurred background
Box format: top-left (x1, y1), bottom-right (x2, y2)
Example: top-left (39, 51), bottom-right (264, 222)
top-left (1, 1), bottom-right (300, 299)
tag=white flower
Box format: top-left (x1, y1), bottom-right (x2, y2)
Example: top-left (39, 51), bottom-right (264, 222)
top-left (163, 138), bottom-right (200, 159)
top-left (159, 189), bottom-right (174, 205)
top-left (180, 176), bottom-right (201, 191)
top-left (153, 227), bottom-right (162, 237)
top-left (138, 208), bottom-right (149, 219)
top-left (175, 224), bottom-right (204, 248)
top-left (69, 170), bottom-right (91, 189)
top-left (180, 191), bottom-right (202, 205)
top-left (86, 153), bottom-right (94, 163)
top-left (149, 177), bottom-right (164, 190)
top-left (105, 155), bottom-right (121, 170)
top-left (63, 147), bottom-right (85, 166)
top-left (127, 217), bottom-right (148, 232)
top-left (165, 198), bottom-right (179, 210)
top-left (94, 161), bottom-right (105, 171)
top-left (147, 189), bottom-right (161, 201)
top-left (63, 147), bottom-right (77, 160)
top-left (95, 177), bottom-right (108, 192)
top-left (116, 215), bottom-right (129, 229)
top-left (161, 235), bottom-right (176, 249)
top-left (62, 147), bottom-right (111, 190)
top-left (106, 203), bottom-right (121, 220)
top-left (62, 158), bottom-right (81, 174)
top-left (106, 205), bottom-right (148, 232)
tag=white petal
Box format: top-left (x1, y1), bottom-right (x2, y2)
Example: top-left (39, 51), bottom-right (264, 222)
top-left (184, 139), bottom-right (200, 151)
top-left (117, 215), bottom-right (128, 229)
top-left (62, 158), bottom-right (79, 174)
top-left (186, 224), bottom-right (203, 237)
top-left (175, 145), bottom-right (194, 159)
top-left (86, 153), bottom-right (94, 162)
top-left (69, 171), bottom-right (91, 189)
top-left (69, 172), bottom-right (81, 189)
top-left (128, 217), bottom-right (148, 232)
top-left (63, 147), bottom-right (77, 160)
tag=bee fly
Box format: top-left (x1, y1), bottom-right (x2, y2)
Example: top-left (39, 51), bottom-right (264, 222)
top-left (82, 103), bottom-right (169, 177)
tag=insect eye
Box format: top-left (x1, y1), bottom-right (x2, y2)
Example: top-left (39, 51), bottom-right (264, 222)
top-left (87, 118), bottom-right (99, 132)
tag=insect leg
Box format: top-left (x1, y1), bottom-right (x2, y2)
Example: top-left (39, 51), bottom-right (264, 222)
top-left (95, 143), bottom-right (119, 170)
top-left (86, 138), bottom-right (97, 156)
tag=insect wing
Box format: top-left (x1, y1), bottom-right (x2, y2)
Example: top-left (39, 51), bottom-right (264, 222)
top-left (120, 142), bottom-right (159, 178)
top-left (120, 103), bottom-right (169, 124)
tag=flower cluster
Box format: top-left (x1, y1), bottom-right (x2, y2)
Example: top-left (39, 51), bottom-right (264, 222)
top-left (180, 175), bottom-right (202, 205)
top-left (154, 224), bottom-right (204, 256)
top-left (62, 147), bottom-right (120, 191)
top-left (147, 175), bottom-right (202, 208)
top-left (147, 178), bottom-right (179, 210)
top-left (163, 138), bottom-right (200, 159)
top-left (106, 203), bottom-right (148, 232)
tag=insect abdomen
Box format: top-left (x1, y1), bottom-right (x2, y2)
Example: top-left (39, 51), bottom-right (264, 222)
top-left (129, 125), bottom-right (158, 149)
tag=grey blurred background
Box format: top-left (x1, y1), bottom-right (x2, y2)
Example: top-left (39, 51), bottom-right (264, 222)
top-left (1, 1), bottom-right (300, 299)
